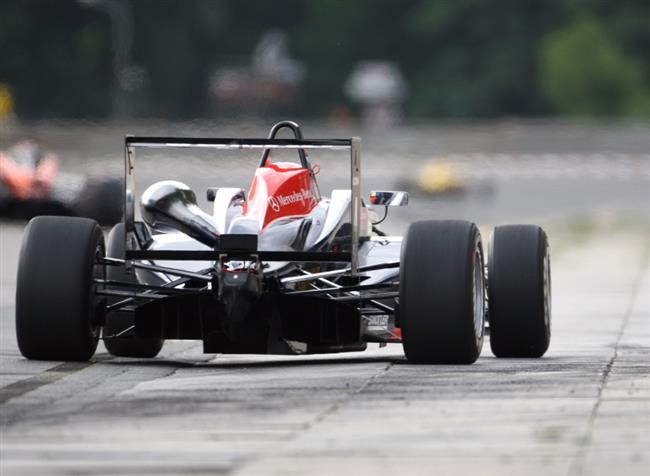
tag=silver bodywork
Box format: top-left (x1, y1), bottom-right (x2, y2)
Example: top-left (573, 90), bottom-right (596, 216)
top-left (112, 131), bottom-right (408, 354)
top-left (138, 185), bottom-right (398, 283)
top-left (123, 136), bottom-right (362, 272)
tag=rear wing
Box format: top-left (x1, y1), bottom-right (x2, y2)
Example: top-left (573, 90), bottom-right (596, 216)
top-left (123, 135), bottom-right (362, 274)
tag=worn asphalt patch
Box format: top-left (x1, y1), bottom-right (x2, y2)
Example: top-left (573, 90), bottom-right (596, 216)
top-left (0, 361), bottom-right (93, 405)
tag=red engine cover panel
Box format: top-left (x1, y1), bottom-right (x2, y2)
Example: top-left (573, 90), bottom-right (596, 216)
top-left (243, 162), bottom-right (320, 229)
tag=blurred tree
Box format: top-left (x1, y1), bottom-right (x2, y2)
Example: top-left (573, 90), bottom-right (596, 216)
top-left (0, 0), bottom-right (648, 119)
top-left (540, 15), bottom-right (650, 116)
top-left (402, 0), bottom-right (566, 117)
top-left (0, 0), bottom-right (111, 118)
top-left (293, 0), bottom-right (400, 115)
top-left (131, 0), bottom-right (227, 117)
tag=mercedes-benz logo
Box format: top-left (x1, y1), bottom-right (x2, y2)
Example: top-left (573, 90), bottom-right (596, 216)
top-left (268, 196), bottom-right (280, 212)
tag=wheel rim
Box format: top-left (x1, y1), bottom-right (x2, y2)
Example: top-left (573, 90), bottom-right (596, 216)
top-left (543, 247), bottom-right (551, 330)
top-left (472, 246), bottom-right (485, 342)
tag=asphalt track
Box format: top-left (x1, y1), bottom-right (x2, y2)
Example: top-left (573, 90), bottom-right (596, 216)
top-left (1, 122), bottom-right (649, 475)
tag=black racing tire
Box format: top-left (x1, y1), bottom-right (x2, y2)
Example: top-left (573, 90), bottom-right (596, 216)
top-left (16, 216), bottom-right (104, 361)
top-left (102, 223), bottom-right (164, 358)
top-left (400, 220), bottom-right (485, 364)
top-left (488, 225), bottom-right (551, 358)
top-left (75, 179), bottom-right (123, 226)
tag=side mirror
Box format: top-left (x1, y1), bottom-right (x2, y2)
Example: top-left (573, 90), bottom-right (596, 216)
top-left (369, 191), bottom-right (408, 207)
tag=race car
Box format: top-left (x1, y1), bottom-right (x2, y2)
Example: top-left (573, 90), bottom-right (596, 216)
top-left (15, 121), bottom-right (551, 364)
top-left (0, 140), bottom-right (122, 224)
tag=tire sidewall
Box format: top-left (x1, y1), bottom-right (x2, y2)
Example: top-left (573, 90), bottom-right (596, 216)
top-left (400, 220), bottom-right (484, 364)
top-left (488, 225), bottom-right (551, 357)
top-left (16, 216), bottom-right (104, 361)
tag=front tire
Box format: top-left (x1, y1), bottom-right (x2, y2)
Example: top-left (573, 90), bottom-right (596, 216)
top-left (488, 225), bottom-right (551, 357)
top-left (400, 220), bottom-right (485, 364)
top-left (16, 216), bottom-right (104, 361)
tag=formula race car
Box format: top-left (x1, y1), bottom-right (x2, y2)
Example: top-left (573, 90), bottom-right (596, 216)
top-left (15, 121), bottom-right (551, 364)
top-left (0, 140), bottom-right (122, 224)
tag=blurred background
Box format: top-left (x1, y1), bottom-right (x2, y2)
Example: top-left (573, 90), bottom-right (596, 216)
top-left (2, 0), bottom-right (650, 120)
top-left (0, 5), bottom-right (649, 474)
top-left (0, 0), bottom-right (648, 231)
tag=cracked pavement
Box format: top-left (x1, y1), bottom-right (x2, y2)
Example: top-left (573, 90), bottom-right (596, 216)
top-left (1, 216), bottom-right (648, 476)
top-left (1, 121), bottom-right (649, 475)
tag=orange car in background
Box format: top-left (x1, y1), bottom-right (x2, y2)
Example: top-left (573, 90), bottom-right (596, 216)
top-left (0, 140), bottom-right (122, 224)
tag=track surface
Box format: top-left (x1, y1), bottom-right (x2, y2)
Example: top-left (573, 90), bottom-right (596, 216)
top-left (1, 121), bottom-right (649, 475)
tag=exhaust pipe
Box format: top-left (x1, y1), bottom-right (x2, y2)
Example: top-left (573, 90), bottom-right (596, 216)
top-left (140, 181), bottom-right (218, 247)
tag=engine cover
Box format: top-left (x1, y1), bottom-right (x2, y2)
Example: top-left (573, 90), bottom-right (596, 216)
top-left (243, 162), bottom-right (320, 230)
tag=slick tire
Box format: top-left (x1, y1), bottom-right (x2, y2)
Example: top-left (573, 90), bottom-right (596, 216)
top-left (488, 225), bottom-right (551, 358)
top-left (400, 220), bottom-right (485, 364)
top-left (16, 216), bottom-right (104, 361)
top-left (75, 179), bottom-right (122, 226)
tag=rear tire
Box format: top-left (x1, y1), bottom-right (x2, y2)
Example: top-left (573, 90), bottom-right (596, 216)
top-left (102, 223), bottom-right (164, 358)
top-left (16, 216), bottom-right (104, 361)
top-left (75, 178), bottom-right (122, 226)
top-left (400, 220), bottom-right (485, 364)
top-left (488, 225), bottom-right (551, 358)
